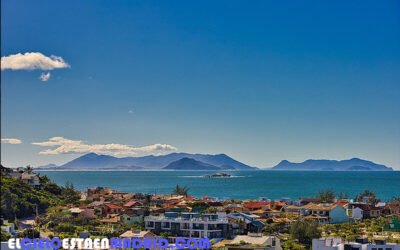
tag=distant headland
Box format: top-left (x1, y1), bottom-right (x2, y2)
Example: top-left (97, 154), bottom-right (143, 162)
top-left (271, 158), bottom-right (393, 171)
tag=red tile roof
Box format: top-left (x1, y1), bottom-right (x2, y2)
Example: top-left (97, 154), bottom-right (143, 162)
top-left (244, 201), bottom-right (270, 209)
top-left (124, 200), bottom-right (142, 208)
top-left (103, 203), bottom-right (122, 209)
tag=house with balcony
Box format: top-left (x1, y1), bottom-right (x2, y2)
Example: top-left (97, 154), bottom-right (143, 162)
top-left (144, 212), bottom-right (235, 239)
top-left (227, 212), bottom-right (265, 234)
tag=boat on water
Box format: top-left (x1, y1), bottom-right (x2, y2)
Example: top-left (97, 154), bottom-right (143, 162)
top-left (204, 172), bottom-right (231, 178)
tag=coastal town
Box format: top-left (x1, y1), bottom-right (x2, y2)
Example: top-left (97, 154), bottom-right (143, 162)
top-left (1, 166), bottom-right (400, 250)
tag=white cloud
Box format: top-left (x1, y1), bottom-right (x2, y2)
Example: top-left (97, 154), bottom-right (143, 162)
top-left (1, 138), bottom-right (22, 144)
top-left (32, 136), bottom-right (177, 156)
top-left (1, 52), bottom-right (70, 71)
top-left (40, 72), bottom-right (51, 82)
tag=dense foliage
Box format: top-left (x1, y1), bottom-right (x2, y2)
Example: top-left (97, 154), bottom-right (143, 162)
top-left (289, 220), bottom-right (321, 245)
top-left (355, 190), bottom-right (380, 204)
top-left (0, 173), bottom-right (80, 220)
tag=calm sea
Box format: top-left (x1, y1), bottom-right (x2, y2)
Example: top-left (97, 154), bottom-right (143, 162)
top-left (37, 170), bottom-right (400, 201)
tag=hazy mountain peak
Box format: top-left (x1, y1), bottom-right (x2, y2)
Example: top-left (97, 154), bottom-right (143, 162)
top-left (164, 157), bottom-right (235, 170)
top-left (272, 158), bottom-right (392, 171)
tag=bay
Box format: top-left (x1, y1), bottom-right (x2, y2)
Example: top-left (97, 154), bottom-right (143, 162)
top-left (38, 170), bottom-right (400, 201)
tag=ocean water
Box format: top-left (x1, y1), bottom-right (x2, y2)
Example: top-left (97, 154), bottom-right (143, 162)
top-left (38, 170), bottom-right (400, 201)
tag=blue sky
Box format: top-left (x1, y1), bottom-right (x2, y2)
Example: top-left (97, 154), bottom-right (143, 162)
top-left (1, 0), bottom-right (400, 169)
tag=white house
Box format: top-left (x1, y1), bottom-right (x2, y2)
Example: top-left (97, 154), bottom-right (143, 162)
top-left (350, 207), bottom-right (363, 220)
top-left (1, 220), bottom-right (15, 235)
top-left (312, 238), bottom-right (343, 250)
top-left (120, 214), bottom-right (144, 226)
top-left (21, 173), bottom-right (40, 186)
top-left (312, 238), bottom-right (400, 250)
top-left (366, 242), bottom-right (400, 250)
top-left (225, 234), bottom-right (282, 250)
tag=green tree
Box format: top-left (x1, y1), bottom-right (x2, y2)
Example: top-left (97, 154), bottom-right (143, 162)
top-left (282, 239), bottom-right (306, 250)
top-left (25, 165), bottom-right (33, 174)
top-left (317, 189), bottom-right (335, 203)
top-left (160, 232), bottom-right (172, 238)
top-left (354, 190), bottom-right (380, 205)
top-left (61, 181), bottom-right (80, 204)
top-left (0, 231), bottom-right (11, 241)
top-left (289, 220), bottom-right (321, 245)
top-left (19, 229), bottom-right (40, 239)
top-left (337, 192), bottom-right (348, 200)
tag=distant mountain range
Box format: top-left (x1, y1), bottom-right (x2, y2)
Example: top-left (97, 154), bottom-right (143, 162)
top-left (164, 157), bottom-right (236, 170)
top-left (37, 152), bottom-right (257, 170)
top-left (36, 154), bottom-right (393, 171)
top-left (271, 158), bottom-right (393, 171)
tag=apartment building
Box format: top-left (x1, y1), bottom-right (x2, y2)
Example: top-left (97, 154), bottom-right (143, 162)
top-left (312, 238), bottom-right (400, 250)
top-left (144, 212), bottom-right (236, 239)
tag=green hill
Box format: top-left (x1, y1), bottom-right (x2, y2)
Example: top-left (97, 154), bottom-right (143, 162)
top-left (1, 169), bottom-right (80, 220)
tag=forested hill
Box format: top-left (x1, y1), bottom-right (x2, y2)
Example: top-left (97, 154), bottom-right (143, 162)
top-left (1, 168), bottom-right (80, 220)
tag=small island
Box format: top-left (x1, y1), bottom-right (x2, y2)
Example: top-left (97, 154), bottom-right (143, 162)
top-left (204, 172), bottom-right (232, 178)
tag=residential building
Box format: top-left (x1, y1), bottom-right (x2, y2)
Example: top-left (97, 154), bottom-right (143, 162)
top-left (227, 203), bottom-right (243, 213)
top-left (120, 213), bottom-right (144, 226)
top-left (329, 206), bottom-right (348, 224)
top-left (312, 238), bottom-right (400, 250)
top-left (349, 203), bottom-right (383, 219)
top-left (312, 238), bottom-right (343, 250)
top-left (21, 173), bottom-right (40, 186)
top-left (366, 240), bottom-right (400, 250)
top-left (120, 230), bottom-right (157, 239)
top-left (350, 207), bottom-right (364, 220)
top-left (145, 212), bottom-right (235, 239)
top-left (102, 203), bottom-right (123, 216)
top-left (224, 234), bottom-right (282, 250)
top-left (1, 220), bottom-right (15, 235)
top-left (228, 212), bottom-right (265, 233)
top-left (243, 201), bottom-right (270, 212)
top-left (383, 201), bottom-right (400, 216)
top-left (123, 200), bottom-right (144, 209)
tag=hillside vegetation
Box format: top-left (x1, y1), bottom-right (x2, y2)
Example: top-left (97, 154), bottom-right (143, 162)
top-left (1, 172), bottom-right (80, 220)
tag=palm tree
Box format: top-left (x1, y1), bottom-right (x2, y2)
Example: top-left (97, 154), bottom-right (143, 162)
top-left (354, 190), bottom-right (380, 205)
top-left (172, 185), bottom-right (190, 196)
top-left (25, 165), bottom-right (33, 174)
top-left (317, 189), bottom-right (335, 203)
